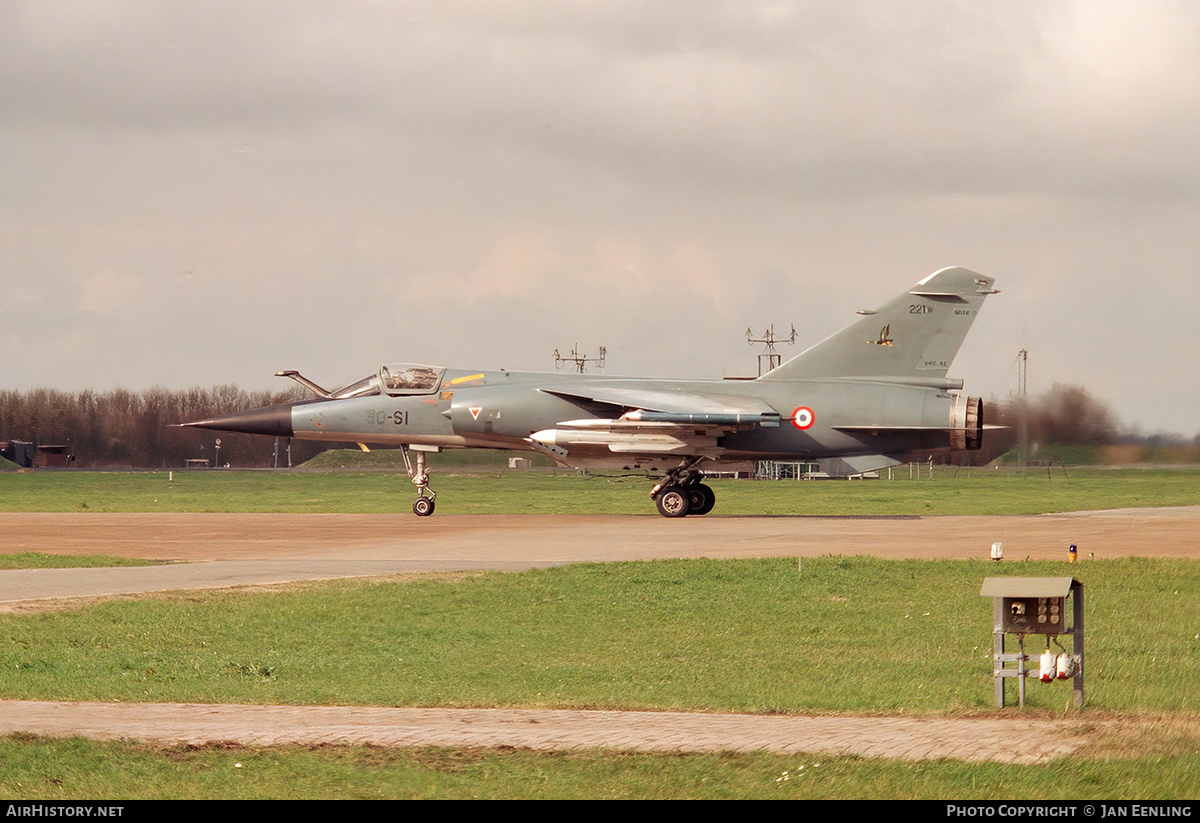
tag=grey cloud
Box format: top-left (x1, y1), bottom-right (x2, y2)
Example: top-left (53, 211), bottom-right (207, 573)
top-left (2, 1), bottom-right (1199, 434)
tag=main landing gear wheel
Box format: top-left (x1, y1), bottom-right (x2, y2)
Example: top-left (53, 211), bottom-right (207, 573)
top-left (412, 496), bottom-right (435, 517)
top-left (654, 486), bottom-right (689, 518)
top-left (686, 483), bottom-right (716, 516)
top-left (650, 456), bottom-right (716, 518)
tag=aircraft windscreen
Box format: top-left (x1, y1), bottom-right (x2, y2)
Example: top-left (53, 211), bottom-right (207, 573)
top-left (380, 364), bottom-right (444, 395)
top-left (332, 375), bottom-right (382, 399)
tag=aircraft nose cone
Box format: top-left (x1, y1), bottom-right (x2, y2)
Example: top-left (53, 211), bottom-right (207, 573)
top-left (182, 403), bottom-right (295, 438)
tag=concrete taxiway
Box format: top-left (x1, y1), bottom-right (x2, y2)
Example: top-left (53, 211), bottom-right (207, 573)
top-left (2, 507), bottom-right (1197, 606)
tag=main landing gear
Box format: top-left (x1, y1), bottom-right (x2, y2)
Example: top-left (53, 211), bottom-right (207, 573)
top-left (649, 456), bottom-right (716, 518)
top-left (401, 445), bottom-right (437, 516)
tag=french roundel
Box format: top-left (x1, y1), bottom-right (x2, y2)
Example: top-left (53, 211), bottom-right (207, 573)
top-left (792, 406), bottom-right (815, 430)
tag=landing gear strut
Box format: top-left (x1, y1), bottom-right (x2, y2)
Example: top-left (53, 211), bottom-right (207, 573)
top-left (649, 457), bottom-right (715, 518)
top-left (401, 445), bottom-right (437, 516)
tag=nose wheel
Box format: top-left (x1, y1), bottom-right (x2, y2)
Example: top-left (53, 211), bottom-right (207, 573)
top-left (401, 445), bottom-right (437, 516)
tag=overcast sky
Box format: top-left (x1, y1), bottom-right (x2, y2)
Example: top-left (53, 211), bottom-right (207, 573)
top-left (3, 1), bottom-right (1198, 436)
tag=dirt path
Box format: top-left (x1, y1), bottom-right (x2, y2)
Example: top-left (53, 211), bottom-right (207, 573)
top-left (0, 700), bottom-right (1104, 764)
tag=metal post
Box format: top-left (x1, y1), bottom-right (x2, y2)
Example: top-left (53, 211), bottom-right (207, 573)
top-left (1017, 635), bottom-right (1027, 708)
top-left (992, 596), bottom-right (1006, 707)
top-left (1071, 579), bottom-right (1085, 708)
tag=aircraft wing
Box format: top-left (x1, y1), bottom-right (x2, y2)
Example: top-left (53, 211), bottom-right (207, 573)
top-left (529, 387), bottom-right (781, 466)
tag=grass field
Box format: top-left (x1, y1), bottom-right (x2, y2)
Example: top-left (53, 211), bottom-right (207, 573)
top-left (0, 553), bottom-right (157, 570)
top-left (1, 465), bottom-right (1198, 799)
top-left (3, 732), bottom-right (1196, 800)
top-left (2, 461), bottom-right (1199, 516)
top-left (3, 556), bottom-right (1196, 713)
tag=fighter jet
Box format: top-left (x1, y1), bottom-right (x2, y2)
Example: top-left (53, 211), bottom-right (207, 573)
top-left (182, 266), bottom-right (999, 517)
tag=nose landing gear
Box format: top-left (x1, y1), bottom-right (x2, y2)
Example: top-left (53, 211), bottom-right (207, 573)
top-left (401, 445), bottom-right (437, 516)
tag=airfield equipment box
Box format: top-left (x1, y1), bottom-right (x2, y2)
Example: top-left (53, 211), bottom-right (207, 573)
top-left (980, 577), bottom-right (1084, 708)
top-left (1000, 594), bottom-right (1064, 633)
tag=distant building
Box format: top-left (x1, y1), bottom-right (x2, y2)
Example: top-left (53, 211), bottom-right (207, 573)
top-left (1, 441), bottom-right (36, 468)
top-left (35, 445), bottom-right (75, 468)
top-left (1, 441), bottom-right (75, 468)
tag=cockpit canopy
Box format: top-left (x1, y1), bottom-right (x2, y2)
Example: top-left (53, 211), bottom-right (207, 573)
top-left (331, 364), bottom-right (445, 399)
top-left (380, 364), bottom-right (444, 395)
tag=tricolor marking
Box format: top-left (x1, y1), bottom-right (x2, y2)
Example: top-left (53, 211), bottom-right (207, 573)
top-left (792, 407), bottom-right (815, 430)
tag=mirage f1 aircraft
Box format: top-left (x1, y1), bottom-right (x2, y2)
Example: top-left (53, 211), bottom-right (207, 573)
top-left (183, 266), bottom-right (999, 517)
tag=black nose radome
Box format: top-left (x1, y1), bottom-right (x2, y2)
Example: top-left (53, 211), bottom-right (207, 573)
top-left (180, 403), bottom-right (295, 438)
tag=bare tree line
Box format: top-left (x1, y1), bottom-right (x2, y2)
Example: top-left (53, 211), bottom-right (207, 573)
top-left (0, 385), bottom-right (331, 468)
top-left (987, 383), bottom-right (1199, 463)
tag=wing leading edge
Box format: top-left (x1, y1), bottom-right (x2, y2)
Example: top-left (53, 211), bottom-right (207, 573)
top-left (539, 387), bottom-right (781, 421)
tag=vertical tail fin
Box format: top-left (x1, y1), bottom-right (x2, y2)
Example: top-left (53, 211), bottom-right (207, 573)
top-left (758, 266), bottom-right (997, 382)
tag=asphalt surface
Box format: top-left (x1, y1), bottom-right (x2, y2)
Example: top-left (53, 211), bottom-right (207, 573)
top-left (3, 507), bottom-right (1197, 604)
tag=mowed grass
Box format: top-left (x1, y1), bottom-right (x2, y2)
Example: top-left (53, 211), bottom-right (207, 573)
top-left (1, 463), bottom-right (1199, 515)
top-left (3, 734), bottom-right (1196, 800)
top-left (0, 556), bottom-right (1198, 799)
top-left (0, 553), bottom-right (157, 570)
top-left (2, 466), bottom-right (1198, 798)
top-left (2, 557), bottom-right (1196, 713)
top-left (2, 556), bottom-right (1200, 799)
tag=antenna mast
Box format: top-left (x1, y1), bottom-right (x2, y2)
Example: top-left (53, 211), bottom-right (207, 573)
top-left (553, 344), bottom-right (606, 374)
top-left (747, 324), bottom-right (796, 377)
top-left (1017, 348), bottom-right (1029, 468)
